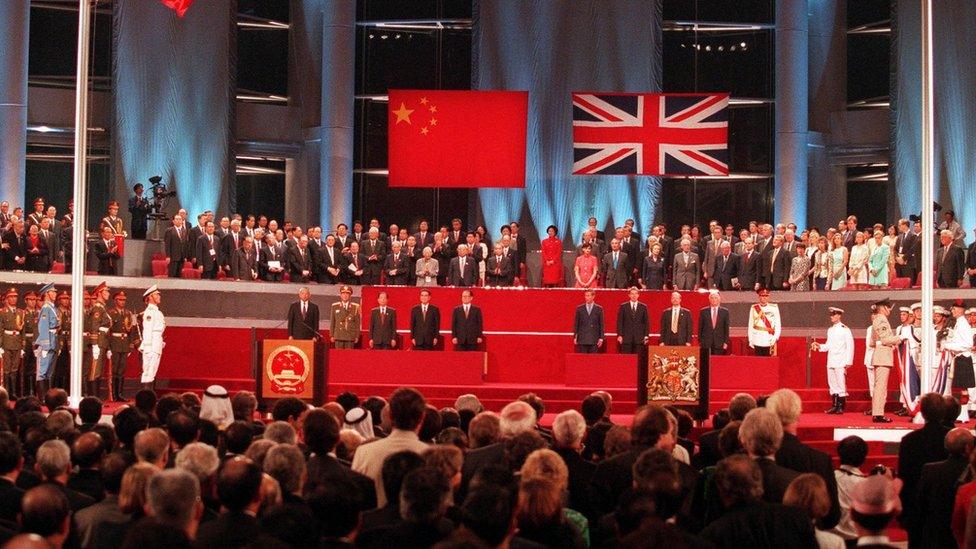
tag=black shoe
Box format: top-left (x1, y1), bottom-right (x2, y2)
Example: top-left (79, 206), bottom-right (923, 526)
top-left (895, 407), bottom-right (910, 417)
top-left (873, 416), bottom-right (893, 423)
top-left (824, 395), bottom-right (838, 414)
top-left (838, 396), bottom-right (847, 414)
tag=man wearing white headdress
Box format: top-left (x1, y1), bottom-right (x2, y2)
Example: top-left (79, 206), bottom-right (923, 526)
top-left (201, 385), bottom-right (234, 428)
top-left (139, 285), bottom-right (165, 390)
top-left (344, 407), bottom-right (375, 440)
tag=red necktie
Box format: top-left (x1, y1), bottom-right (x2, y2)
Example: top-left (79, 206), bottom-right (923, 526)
top-left (712, 308), bottom-right (717, 328)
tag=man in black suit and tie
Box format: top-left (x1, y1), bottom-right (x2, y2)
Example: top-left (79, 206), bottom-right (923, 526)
top-left (711, 241), bottom-right (739, 291)
top-left (285, 236), bottom-right (312, 283)
top-left (602, 239), bottom-right (629, 289)
top-left (842, 215), bottom-right (858, 251)
top-left (893, 219), bottom-right (915, 279)
top-left (219, 220), bottom-right (244, 276)
top-left (660, 292), bottom-right (692, 346)
top-left (368, 291), bottom-right (397, 349)
top-left (196, 458), bottom-right (266, 548)
top-left (761, 235), bottom-right (791, 290)
top-left (318, 234), bottom-right (342, 284)
top-left (231, 236), bottom-right (259, 281)
top-left (195, 221), bottom-right (219, 279)
top-left (413, 220), bottom-right (434, 250)
top-left (164, 214), bottom-right (189, 278)
top-left (360, 227), bottom-right (387, 285)
top-left (93, 226), bottom-right (120, 276)
top-left (898, 393), bottom-right (949, 546)
top-left (0, 432), bottom-right (23, 523)
top-left (259, 233), bottom-right (285, 282)
top-left (741, 408), bottom-right (799, 505)
top-left (383, 241), bottom-right (410, 285)
top-left (410, 289), bottom-right (440, 350)
top-left (451, 290), bottom-right (483, 351)
top-left (917, 427), bottom-right (974, 549)
top-left (616, 287), bottom-right (648, 354)
top-left (573, 289), bottom-right (604, 353)
top-left (287, 287), bottom-right (319, 340)
top-left (334, 223), bottom-right (355, 251)
top-left (698, 290), bottom-right (730, 356)
top-left (936, 230), bottom-right (965, 288)
top-left (447, 245), bottom-right (477, 287)
top-left (587, 217), bottom-right (606, 243)
top-left (509, 222), bottom-right (527, 274)
top-left (736, 238), bottom-right (761, 291)
top-left (484, 243), bottom-right (513, 287)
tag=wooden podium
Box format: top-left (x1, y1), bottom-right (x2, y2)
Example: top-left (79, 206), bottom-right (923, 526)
top-left (638, 345), bottom-right (710, 420)
top-left (255, 338), bottom-right (327, 406)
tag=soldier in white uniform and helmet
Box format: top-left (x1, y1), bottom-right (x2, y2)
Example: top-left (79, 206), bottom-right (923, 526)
top-left (139, 285), bottom-right (165, 390)
top-left (748, 288), bottom-right (781, 356)
top-left (812, 306), bottom-right (854, 414)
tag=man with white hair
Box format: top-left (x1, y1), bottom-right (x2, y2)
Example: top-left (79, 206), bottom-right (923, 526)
top-left (459, 401), bottom-right (536, 498)
top-left (738, 407), bottom-right (798, 505)
top-left (263, 444), bottom-right (306, 507)
top-left (766, 389), bottom-right (841, 528)
top-left (146, 469), bottom-right (204, 540)
top-left (936, 229), bottom-right (965, 288)
top-left (552, 410), bottom-right (594, 513)
top-left (447, 244), bottom-right (476, 287)
top-left (262, 421), bottom-right (297, 445)
top-left (35, 439), bottom-right (95, 511)
top-left (135, 428), bottom-right (171, 469)
top-left (200, 385), bottom-right (234, 428)
top-left (176, 442), bottom-right (220, 503)
top-left (361, 227), bottom-right (387, 285)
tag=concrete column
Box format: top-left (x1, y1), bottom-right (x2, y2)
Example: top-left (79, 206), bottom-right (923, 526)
top-left (775, 0), bottom-right (809, 228)
top-left (0, 2), bottom-right (30, 209)
top-left (320, 0), bottom-right (355, 227)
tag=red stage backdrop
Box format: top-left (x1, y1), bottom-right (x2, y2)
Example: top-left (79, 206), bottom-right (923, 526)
top-left (388, 89), bottom-right (528, 188)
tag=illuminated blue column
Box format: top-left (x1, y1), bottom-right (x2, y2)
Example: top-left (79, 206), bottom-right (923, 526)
top-left (775, 0), bottom-right (809, 228)
top-left (320, 0), bottom-right (354, 227)
top-left (0, 2), bottom-right (29, 209)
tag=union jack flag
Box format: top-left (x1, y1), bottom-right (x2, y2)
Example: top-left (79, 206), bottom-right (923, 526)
top-left (572, 92), bottom-right (729, 176)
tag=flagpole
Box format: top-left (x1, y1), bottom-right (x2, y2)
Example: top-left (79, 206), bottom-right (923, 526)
top-left (69, 0), bottom-right (93, 406)
top-left (918, 0), bottom-right (935, 399)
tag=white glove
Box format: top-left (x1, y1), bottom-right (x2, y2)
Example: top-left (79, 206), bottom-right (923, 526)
top-left (41, 350), bottom-right (48, 359)
top-left (20, 350), bottom-right (24, 357)
top-left (92, 345), bottom-right (101, 360)
top-left (107, 350), bottom-right (112, 360)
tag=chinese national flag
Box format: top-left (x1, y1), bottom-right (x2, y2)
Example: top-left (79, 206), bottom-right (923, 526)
top-left (388, 90), bottom-right (527, 188)
top-left (161, 0), bottom-right (194, 17)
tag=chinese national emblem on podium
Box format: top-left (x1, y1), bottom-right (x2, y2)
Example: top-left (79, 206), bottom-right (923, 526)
top-left (265, 345), bottom-right (311, 395)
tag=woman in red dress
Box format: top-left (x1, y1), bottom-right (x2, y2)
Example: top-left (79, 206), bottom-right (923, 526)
top-left (574, 242), bottom-right (599, 288)
top-left (540, 225), bottom-right (563, 287)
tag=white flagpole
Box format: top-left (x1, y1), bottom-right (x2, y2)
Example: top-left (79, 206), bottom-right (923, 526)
top-left (919, 0), bottom-right (935, 396)
top-left (69, 0), bottom-right (92, 406)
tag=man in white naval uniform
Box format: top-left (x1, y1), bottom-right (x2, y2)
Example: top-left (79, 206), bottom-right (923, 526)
top-left (812, 307), bottom-right (854, 414)
top-left (747, 288), bottom-right (781, 356)
top-left (139, 285), bottom-right (165, 390)
top-left (946, 300), bottom-right (975, 421)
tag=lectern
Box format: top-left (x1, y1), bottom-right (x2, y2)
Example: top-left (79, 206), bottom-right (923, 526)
top-left (255, 338), bottom-right (327, 406)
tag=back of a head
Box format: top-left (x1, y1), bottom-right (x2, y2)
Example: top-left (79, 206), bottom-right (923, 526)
top-left (552, 410), bottom-right (586, 449)
top-left (714, 454), bottom-right (763, 506)
top-left (418, 405), bottom-right (443, 442)
top-left (223, 421), bottom-right (255, 455)
top-left (335, 391), bottom-right (360, 412)
top-left (765, 389), bottom-right (802, 427)
top-left (21, 484), bottom-right (70, 538)
top-left (271, 397), bottom-right (307, 423)
top-left (165, 410), bottom-right (199, 448)
top-left (113, 406), bottom-right (150, 447)
top-left (946, 427), bottom-right (976, 458)
top-left (499, 401), bottom-right (536, 438)
top-left (307, 477), bottom-right (364, 539)
top-left (461, 486), bottom-right (516, 546)
top-left (302, 409), bottom-right (339, 455)
top-left (389, 388), bottom-right (426, 431)
top-left (147, 469), bottom-right (200, 529)
top-left (43, 389), bottom-right (68, 413)
top-left (718, 421), bottom-right (744, 458)
top-left (400, 466), bottom-right (450, 523)
top-left (120, 463), bottom-right (158, 513)
top-left (728, 393), bottom-right (757, 421)
top-left (739, 407), bottom-right (784, 457)
top-left (783, 473), bottom-right (830, 521)
top-left (631, 405), bottom-right (672, 448)
top-left (134, 428), bottom-right (170, 465)
top-left (468, 411), bottom-right (500, 449)
top-left (72, 432), bottom-right (105, 469)
top-left (36, 439), bottom-right (71, 480)
top-left (604, 425), bottom-right (633, 458)
top-left (154, 395), bottom-right (184, 426)
top-left (439, 408), bottom-right (461, 431)
top-left (134, 389), bottom-right (158, 416)
top-left (423, 445), bottom-right (464, 485)
top-left (434, 427), bottom-right (468, 449)
top-left (263, 421), bottom-right (297, 445)
top-left (175, 442), bottom-right (219, 482)
top-left (264, 444), bottom-right (305, 495)
top-left (504, 431), bottom-right (547, 472)
top-left (516, 477), bottom-right (563, 529)
top-left (0, 431), bottom-right (22, 476)
top-left (244, 439), bottom-right (277, 469)
top-left (379, 451), bottom-right (425, 506)
top-left (231, 391), bottom-right (257, 421)
top-left (837, 436), bottom-right (868, 468)
top-left (78, 397), bottom-right (103, 424)
top-left (712, 409), bottom-right (732, 431)
top-left (919, 393), bottom-right (945, 424)
top-left (520, 449), bottom-right (568, 492)
top-left (517, 393), bottom-right (545, 424)
top-left (580, 395), bottom-right (607, 424)
top-left (45, 410), bottom-right (75, 438)
top-left (101, 452), bottom-right (132, 495)
top-left (216, 457), bottom-right (263, 512)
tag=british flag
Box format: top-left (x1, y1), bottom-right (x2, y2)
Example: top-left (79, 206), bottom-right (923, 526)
top-left (572, 92), bottom-right (729, 177)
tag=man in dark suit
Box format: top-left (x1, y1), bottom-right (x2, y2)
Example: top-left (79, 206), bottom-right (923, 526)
top-left (360, 228), bottom-right (387, 285)
top-left (761, 235), bottom-right (791, 290)
top-left (447, 245), bottom-right (477, 287)
top-left (898, 393), bottom-right (950, 546)
top-left (602, 239), bottom-right (629, 289)
top-left (616, 287), bottom-right (648, 354)
top-left (93, 226), bottom-right (120, 276)
top-left (195, 221), bottom-right (219, 279)
top-left (740, 408), bottom-right (799, 504)
top-left (231, 236), bottom-right (259, 281)
top-left (573, 289), bottom-right (604, 353)
top-left (410, 289), bottom-right (440, 350)
top-left (509, 222), bottom-right (527, 272)
top-left (382, 242), bottom-right (410, 286)
top-left (484, 244), bottom-right (513, 287)
top-left (736, 238), bottom-right (761, 291)
top-left (368, 292), bottom-right (397, 350)
top-left (660, 292), bottom-right (692, 346)
top-left (711, 241), bottom-right (739, 291)
top-left (287, 287), bottom-right (319, 340)
top-left (196, 458), bottom-right (265, 548)
top-left (937, 230), bottom-right (965, 288)
top-left (0, 432), bottom-right (24, 523)
top-left (694, 409), bottom-right (730, 470)
top-left (1, 220), bottom-right (27, 271)
top-left (917, 427), bottom-right (974, 549)
top-left (285, 236), bottom-right (313, 283)
top-left (451, 290), bottom-right (483, 351)
top-left (219, 221), bottom-right (244, 276)
top-left (893, 219), bottom-right (916, 279)
top-left (698, 290), bottom-right (730, 356)
top-left (318, 234), bottom-right (342, 284)
top-left (413, 220), bottom-right (434, 250)
top-left (259, 233), bottom-right (285, 282)
top-left (186, 214), bottom-right (206, 263)
top-left (164, 214), bottom-right (189, 278)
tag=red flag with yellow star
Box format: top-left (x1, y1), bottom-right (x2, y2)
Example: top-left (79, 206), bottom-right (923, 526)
top-left (388, 90), bottom-right (527, 188)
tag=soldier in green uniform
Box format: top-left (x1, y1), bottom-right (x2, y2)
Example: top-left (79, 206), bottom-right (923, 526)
top-left (0, 288), bottom-right (25, 398)
top-left (107, 291), bottom-right (135, 402)
top-left (85, 282), bottom-right (112, 397)
top-left (21, 291), bottom-right (39, 397)
top-left (53, 291), bottom-right (71, 390)
top-left (329, 285), bottom-right (361, 349)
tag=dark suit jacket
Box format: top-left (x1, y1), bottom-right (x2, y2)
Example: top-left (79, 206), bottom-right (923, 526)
top-left (451, 305), bottom-right (483, 345)
top-left (382, 253), bottom-right (410, 285)
top-left (285, 245), bottom-right (312, 282)
top-left (756, 457), bottom-right (799, 504)
top-left (694, 429), bottom-right (722, 470)
top-left (196, 510), bottom-right (261, 549)
top-left (775, 432), bottom-right (840, 529)
top-left (369, 307), bottom-right (397, 346)
top-left (589, 447), bottom-right (647, 517)
top-left (163, 226), bottom-right (188, 261)
top-left (447, 257), bottom-right (477, 287)
top-left (712, 252), bottom-right (739, 290)
top-left (554, 448), bottom-right (596, 517)
top-left (736, 250), bottom-right (761, 290)
top-left (937, 245), bottom-right (965, 287)
top-left (360, 239), bottom-right (387, 266)
top-left (258, 243), bottom-right (285, 281)
top-left (287, 300), bottom-right (320, 339)
top-left (602, 251), bottom-right (630, 289)
top-left (898, 422), bottom-right (950, 532)
top-left (761, 247), bottom-right (792, 290)
top-left (616, 301), bottom-right (649, 345)
top-left (410, 304), bottom-right (440, 347)
top-left (660, 307), bottom-right (692, 345)
top-left (318, 245), bottom-right (343, 283)
top-left (485, 254), bottom-right (513, 286)
top-left (458, 442), bottom-right (507, 503)
top-left (305, 454), bottom-right (377, 510)
top-left (195, 234), bottom-right (219, 272)
top-left (92, 238), bottom-right (119, 275)
top-left (341, 252), bottom-right (366, 285)
top-left (231, 247), bottom-right (258, 281)
top-left (0, 478), bottom-right (23, 523)
top-left (641, 256), bottom-right (666, 289)
top-left (700, 501), bottom-right (817, 549)
top-left (697, 306), bottom-right (730, 353)
top-left (219, 232), bottom-right (243, 268)
top-left (413, 232), bottom-right (435, 249)
top-left (574, 304), bottom-right (605, 345)
top-left (918, 455), bottom-right (969, 549)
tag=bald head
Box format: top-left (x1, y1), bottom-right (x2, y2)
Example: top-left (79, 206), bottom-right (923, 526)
top-left (71, 432), bottom-right (105, 469)
top-left (946, 427), bottom-right (975, 457)
top-left (21, 484), bottom-right (70, 539)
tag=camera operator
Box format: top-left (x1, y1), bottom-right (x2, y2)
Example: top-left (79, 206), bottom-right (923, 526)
top-left (129, 183), bottom-right (152, 239)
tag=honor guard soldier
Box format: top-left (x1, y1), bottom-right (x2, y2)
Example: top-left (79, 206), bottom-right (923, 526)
top-left (34, 283), bottom-right (59, 397)
top-left (868, 298), bottom-right (902, 423)
top-left (0, 288), bottom-right (25, 397)
top-left (139, 285), bottom-right (165, 391)
top-left (27, 198), bottom-right (45, 228)
top-left (330, 285), bottom-right (361, 349)
top-left (747, 288), bottom-right (781, 356)
top-left (22, 291), bottom-right (39, 396)
top-left (811, 307), bottom-right (854, 414)
top-left (107, 291), bottom-right (136, 401)
top-left (53, 291), bottom-right (71, 389)
top-left (100, 201), bottom-right (126, 236)
top-left (85, 283), bottom-right (112, 397)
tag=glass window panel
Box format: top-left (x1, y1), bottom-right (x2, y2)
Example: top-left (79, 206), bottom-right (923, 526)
top-left (663, 30), bottom-right (773, 98)
top-left (847, 35), bottom-right (890, 103)
top-left (352, 173), bottom-right (468, 229)
top-left (354, 99), bottom-right (389, 169)
top-left (660, 178), bottom-right (773, 232)
top-left (238, 29), bottom-right (289, 95)
top-left (664, 0), bottom-right (773, 25)
top-left (238, 0), bottom-right (289, 22)
top-left (728, 105), bottom-right (773, 174)
top-left (358, 27), bottom-right (438, 95)
top-left (28, 9), bottom-right (112, 79)
top-left (847, 0), bottom-right (889, 28)
top-left (237, 172), bottom-right (285, 223)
